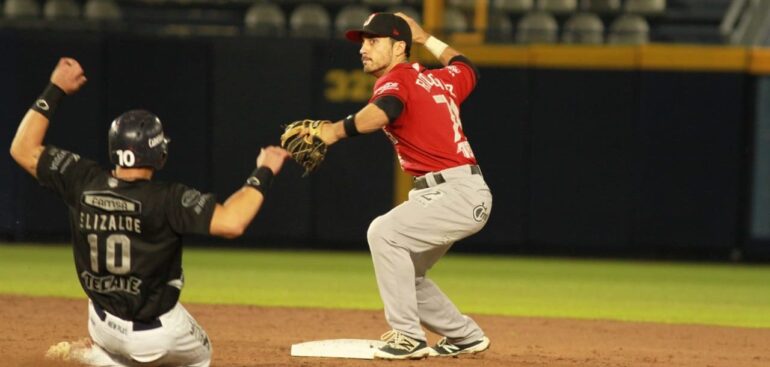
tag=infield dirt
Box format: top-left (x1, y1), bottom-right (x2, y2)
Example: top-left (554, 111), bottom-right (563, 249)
top-left (2, 295), bottom-right (768, 367)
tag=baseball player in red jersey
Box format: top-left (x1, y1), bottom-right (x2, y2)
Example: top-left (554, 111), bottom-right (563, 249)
top-left (308, 12), bottom-right (492, 359)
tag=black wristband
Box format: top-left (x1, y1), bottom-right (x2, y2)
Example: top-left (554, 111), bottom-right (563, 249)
top-left (343, 114), bottom-right (360, 138)
top-left (31, 83), bottom-right (66, 119)
top-left (244, 166), bottom-right (274, 194)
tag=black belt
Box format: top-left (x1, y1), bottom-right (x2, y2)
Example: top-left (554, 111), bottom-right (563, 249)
top-left (413, 165), bottom-right (482, 190)
top-left (93, 302), bottom-right (162, 331)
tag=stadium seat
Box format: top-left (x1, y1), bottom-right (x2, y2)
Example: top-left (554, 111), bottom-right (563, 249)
top-left (335, 4), bottom-right (371, 37)
top-left (537, 0), bottom-right (577, 14)
top-left (608, 14), bottom-right (650, 44)
top-left (562, 12), bottom-right (604, 44)
top-left (386, 5), bottom-right (420, 23)
top-left (43, 0), bottom-right (79, 20)
top-left (516, 11), bottom-right (558, 43)
top-left (488, 13), bottom-right (514, 42)
top-left (244, 2), bottom-right (285, 37)
top-left (579, 0), bottom-right (620, 14)
top-left (493, 0), bottom-right (534, 14)
top-left (4, 0), bottom-right (41, 18)
top-left (447, 0), bottom-right (476, 11)
top-left (624, 0), bottom-right (665, 16)
top-left (83, 0), bottom-right (121, 21)
top-left (289, 4), bottom-right (331, 39)
top-left (362, 0), bottom-right (402, 6)
top-left (444, 7), bottom-right (468, 34)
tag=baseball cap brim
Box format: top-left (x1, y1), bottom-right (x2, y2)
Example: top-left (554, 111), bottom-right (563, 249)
top-left (345, 29), bottom-right (386, 43)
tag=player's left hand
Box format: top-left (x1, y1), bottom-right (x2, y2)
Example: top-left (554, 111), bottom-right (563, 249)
top-left (50, 57), bottom-right (87, 95)
top-left (256, 146), bottom-right (290, 175)
top-left (280, 119), bottom-right (330, 176)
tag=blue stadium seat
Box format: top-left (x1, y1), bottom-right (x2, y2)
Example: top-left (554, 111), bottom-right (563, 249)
top-left (608, 14), bottom-right (650, 44)
top-left (493, 0), bottom-right (534, 14)
top-left (4, 0), bottom-right (41, 19)
top-left (362, 0), bottom-right (402, 6)
top-left (448, 0), bottom-right (477, 11)
top-left (537, 0), bottom-right (577, 14)
top-left (516, 11), bottom-right (559, 43)
top-left (245, 2), bottom-right (285, 37)
top-left (562, 12), bottom-right (604, 44)
top-left (289, 4), bottom-right (331, 39)
top-left (488, 13), bottom-right (514, 42)
top-left (334, 4), bottom-right (371, 37)
top-left (83, 0), bottom-right (121, 21)
top-left (43, 0), bottom-right (79, 20)
top-left (579, 0), bottom-right (620, 14)
top-left (624, 0), bottom-right (666, 16)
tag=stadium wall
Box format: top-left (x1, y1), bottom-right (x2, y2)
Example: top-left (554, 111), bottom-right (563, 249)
top-left (0, 31), bottom-right (765, 259)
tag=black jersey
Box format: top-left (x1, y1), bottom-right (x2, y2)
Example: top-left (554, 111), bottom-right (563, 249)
top-left (37, 146), bottom-right (216, 322)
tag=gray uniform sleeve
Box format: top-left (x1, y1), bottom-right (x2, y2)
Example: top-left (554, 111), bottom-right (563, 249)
top-left (166, 183), bottom-right (217, 235)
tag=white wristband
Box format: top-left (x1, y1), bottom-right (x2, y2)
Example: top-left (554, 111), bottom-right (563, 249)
top-left (424, 36), bottom-right (449, 59)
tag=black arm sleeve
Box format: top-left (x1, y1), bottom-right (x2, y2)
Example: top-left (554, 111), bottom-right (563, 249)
top-left (372, 95), bottom-right (405, 124)
top-left (449, 55), bottom-right (481, 81)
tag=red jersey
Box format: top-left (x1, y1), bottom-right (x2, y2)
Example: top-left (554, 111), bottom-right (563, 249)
top-left (370, 60), bottom-right (478, 176)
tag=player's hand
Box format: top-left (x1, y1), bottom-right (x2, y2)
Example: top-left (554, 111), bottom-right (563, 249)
top-left (395, 12), bottom-right (430, 45)
top-left (50, 57), bottom-right (87, 95)
top-left (256, 146), bottom-right (290, 175)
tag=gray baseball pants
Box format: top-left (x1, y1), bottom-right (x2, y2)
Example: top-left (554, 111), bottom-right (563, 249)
top-left (367, 164), bottom-right (492, 344)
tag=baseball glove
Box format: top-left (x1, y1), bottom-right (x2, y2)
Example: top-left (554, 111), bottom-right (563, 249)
top-left (280, 119), bottom-right (330, 176)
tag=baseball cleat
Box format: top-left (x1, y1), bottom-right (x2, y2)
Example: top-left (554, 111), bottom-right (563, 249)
top-left (428, 336), bottom-right (491, 357)
top-left (373, 330), bottom-right (431, 360)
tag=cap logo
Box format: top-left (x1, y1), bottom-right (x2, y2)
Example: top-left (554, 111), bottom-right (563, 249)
top-left (363, 13), bottom-right (376, 26)
top-left (393, 28), bottom-right (399, 36)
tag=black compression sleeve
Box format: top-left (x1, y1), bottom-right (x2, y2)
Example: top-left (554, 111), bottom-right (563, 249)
top-left (372, 95), bottom-right (404, 124)
top-left (449, 55), bottom-right (481, 81)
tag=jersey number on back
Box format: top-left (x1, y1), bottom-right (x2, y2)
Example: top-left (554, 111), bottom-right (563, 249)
top-left (87, 234), bottom-right (131, 274)
top-left (432, 94), bottom-right (474, 159)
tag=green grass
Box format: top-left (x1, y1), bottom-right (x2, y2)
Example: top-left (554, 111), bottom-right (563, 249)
top-left (1, 243), bottom-right (769, 328)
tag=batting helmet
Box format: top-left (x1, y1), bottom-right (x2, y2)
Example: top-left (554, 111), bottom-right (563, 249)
top-left (108, 110), bottom-right (169, 170)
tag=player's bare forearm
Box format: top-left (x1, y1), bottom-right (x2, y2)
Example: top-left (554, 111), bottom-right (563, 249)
top-left (323, 103), bottom-right (390, 145)
top-left (10, 110), bottom-right (50, 178)
top-left (209, 146), bottom-right (287, 238)
top-left (209, 189), bottom-right (264, 239)
top-left (11, 57), bottom-right (87, 178)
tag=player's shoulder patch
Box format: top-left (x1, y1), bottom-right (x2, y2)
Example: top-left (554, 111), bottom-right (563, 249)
top-left (446, 65), bottom-right (462, 76)
top-left (81, 190), bottom-right (142, 214)
top-left (373, 81), bottom-right (401, 97)
top-left (181, 188), bottom-right (214, 215)
top-left (47, 147), bottom-right (81, 174)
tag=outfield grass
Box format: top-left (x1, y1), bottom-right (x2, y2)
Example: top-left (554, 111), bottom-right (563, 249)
top-left (1, 243), bottom-right (769, 328)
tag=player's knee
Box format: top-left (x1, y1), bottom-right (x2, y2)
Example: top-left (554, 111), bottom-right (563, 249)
top-left (366, 216), bottom-right (391, 251)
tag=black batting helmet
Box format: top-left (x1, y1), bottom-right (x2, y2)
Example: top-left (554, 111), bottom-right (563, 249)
top-left (108, 110), bottom-right (169, 170)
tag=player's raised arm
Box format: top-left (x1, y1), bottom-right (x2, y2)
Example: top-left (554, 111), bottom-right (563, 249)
top-left (209, 146), bottom-right (290, 238)
top-left (394, 12), bottom-right (460, 66)
top-left (395, 12), bottom-right (481, 84)
top-left (10, 57), bottom-right (87, 177)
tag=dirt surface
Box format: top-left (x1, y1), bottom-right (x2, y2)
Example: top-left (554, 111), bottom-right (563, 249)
top-left (2, 294), bottom-right (769, 367)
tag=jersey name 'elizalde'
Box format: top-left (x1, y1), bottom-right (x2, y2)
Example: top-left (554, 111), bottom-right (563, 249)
top-left (79, 212), bottom-right (141, 234)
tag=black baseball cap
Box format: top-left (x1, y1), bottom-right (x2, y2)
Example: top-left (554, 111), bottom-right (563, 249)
top-left (345, 12), bottom-right (412, 55)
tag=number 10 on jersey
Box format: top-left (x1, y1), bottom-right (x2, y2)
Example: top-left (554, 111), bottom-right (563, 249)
top-left (87, 234), bottom-right (131, 274)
